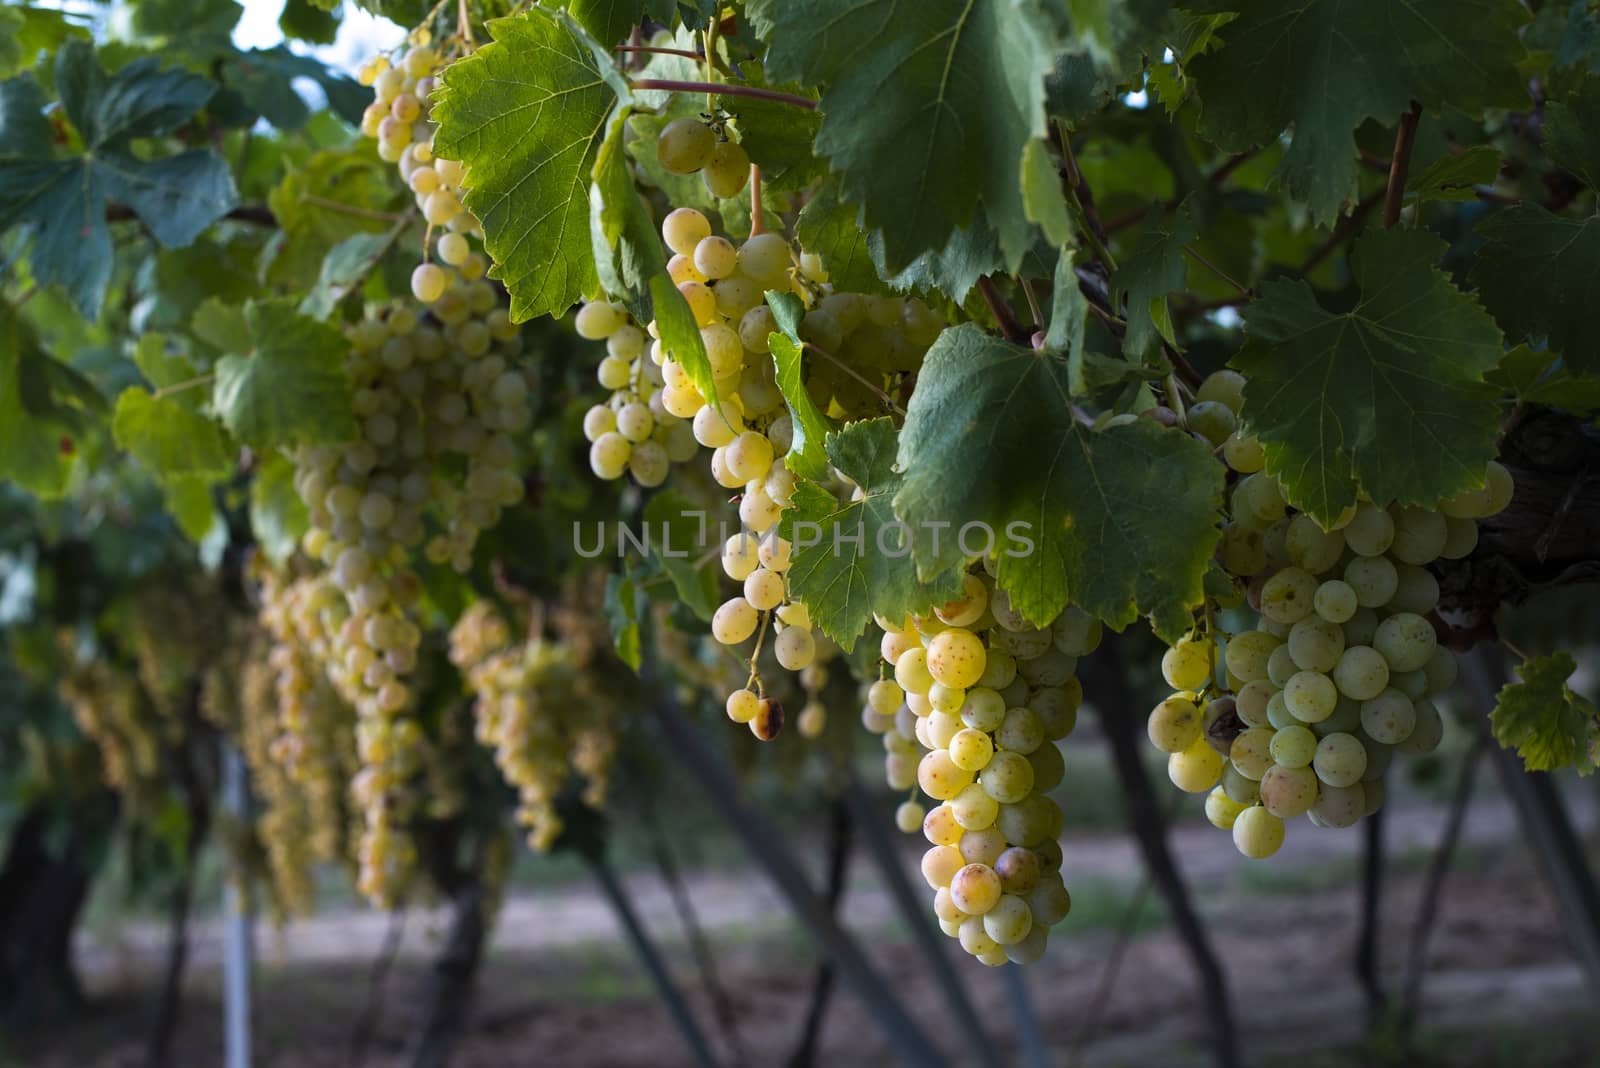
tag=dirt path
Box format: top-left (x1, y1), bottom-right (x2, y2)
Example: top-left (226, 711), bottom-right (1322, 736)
top-left (28, 791), bottom-right (1599, 1067)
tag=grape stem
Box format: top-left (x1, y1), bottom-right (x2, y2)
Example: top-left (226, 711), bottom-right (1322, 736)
top-left (456, 0), bottom-right (476, 50)
top-left (299, 195), bottom-right (405, 223)
top-left (629, 79), bottom-right (818, 110)
top-left (976, 277), bottom-right (1029, 344)
top-left (745, 609), bottom-right (772, 693)
top-left (1181, 245), bottom-right (1250, 298)
top-left (748, 165), bottom-right (765, 237)
top-left (803, 342), bottom-right (908, 417)
top-left (614, 45), bottom-right (703, 60)
top-left (152, 373), bottom-right (216, 400)
top-left (1383, 101), bottom-right (1424, 229)
top-left (1050, 120), bottom-right (1118, 273)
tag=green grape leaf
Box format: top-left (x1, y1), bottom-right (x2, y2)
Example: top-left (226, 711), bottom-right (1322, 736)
top-left (431, 10), bottom-right (629, 323)
top-left (649, 272), bottom-right (719, 411)
top-left (1407, 145), bottom-right (1502, 204)
top-left (0, 43), bottom-right (238, 318)
top-left (795, 182), bottom-right (887, 295)
top-left (893, 325), bottom-right (1222, 638)
top-left (602, 570), bottom-right (642, 671)
top-left (784, 417), bottom-right (965, 652)
top-left (747, 0), bottom-right (1054, 273)
top-left (764, 311), bottom-right (833, 481)
top-left (873, 212), bottom-right (1004, 304)
top-left (564, 0), bottom-right (651, 46)
top-left (113, 387), bottom-right (233, 480)
top-left (130, 0), bottom-right (242, 40)
top-left (212, 300), bottom-right (356, 449)
top-left (278, 0), bottom-right (341, 43)
top-left (299, 232), bottom-right (393, 321)
top-left (1484, 346), bottom-right (1600, 414)
top-left (164, 476), bottom-right (220, 544)
top-left (250, 452), bottom-right (309, 566)
top-left (265, 148), bottom-right (397, 289)
top-left (0, 74), bottom-right (53, 157)
top-left (132, 333), bottom-right (198, 395)
top-left (1233, 227), bottom-right (1504, 525)
top-left (192, 297), bottom-right (252, 356)
top-left (1045, 246), bottom-right (1090, 395)
top-left (0, 302), bottom-right (102, 496)
top-left (0, 8), bottom-right (90, 81)
top-left (643, 491), bottom-right (719, 621)
top-left (1546, 76), bottom-right (1600, 190)
top-left (223, 47), bottom-right (368, 129)
top-left (1110, 200), bottom-right (1196, 357)
top-left (591, 103), bottom-right (665, 316)
top-left (1469, 207), bottom-right (1600, 375)
top-left (1020, 139), bottom-right (1073, 250)
top-left (1490, 652), bottom-right (1598, 775)
top-left (1183, 0), bottom-right (1529, 224)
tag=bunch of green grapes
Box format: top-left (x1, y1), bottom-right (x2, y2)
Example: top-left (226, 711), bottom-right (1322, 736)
top-left (56, 639), bottom-right (162, 796)
top-left (655, 116), bottom-right (752, 199)
top-left (356, 43), bottom-right (487, 296)
top-left (855, 567), bottom-right (1091, 966)
top-left (448, 598), bottom-right (621, 852)
top-left (1147, 370), bottom-right (1515, 859)
top-left (256, 565), bottom-right (422, 904)
top-left (575, 207), bottom-right (942, 738)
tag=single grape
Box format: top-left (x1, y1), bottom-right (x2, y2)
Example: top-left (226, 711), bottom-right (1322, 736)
top-left (1232, 806), bottom-right (1285, 859)
top-left (657, 117), bottom-right (716, 174)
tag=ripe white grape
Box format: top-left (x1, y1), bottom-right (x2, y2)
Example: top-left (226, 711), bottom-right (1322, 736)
top-left (657, 117), bottom-right (716, 174)
top-left (1232, 806), bottom-right (1284, 858)
top-left (1312, 731), bottom-right (1367, 787)
top-left (1284, 670), bottom-right (1337, 722)
top-left (950, 863), bottom-right (1003, 915)
top-left (926, 629), bottom-right (987, 689)
top-left (896, 801), bottom-right (926, 834)
top-left (1333, 645), bottom-right (1390, 700)
top-left (693, 235), bottom-right (738, 279)
top-left (1269, 724), bottom-right (1318, 768)
top-left (1314, 579), bottom-right (1358, 623)
top-left (1373, 612), bottom-right (1437, 672)
top-left (951, 783), bottom-right (1000, 830)
top-left (711, 597), bottom-right (759, 645)
top-left (1147, 696), bottom-right (1202, 753)
top-left (743, 567), bottom-right (785, 612)
top-left (921, 845), bottom-right (965, 889)
top-left (1168, 738), bottom-right (1224, 792)
top-left (726, 688), bottom-right (759, 723)
top-left (589, 432), bottom-right (631, 480)
top-left (1205, 786), bottom-right (1247, 829)
top-left (1260, 764), bottom-right (1319, 819)
top-left (1343, 503), bottom-right (1395, 556)
top-left (411, 263), bottom-right (447, 303)
top-left (1162, 637), bottom-right (1213, 690)
top-left (977, 750), bottom-right (1033, 804)
top-left (737, 233), bottom-right (792, 283)
top-left (983, 894), bottom-right (1033, 945)
top-left (918, 749), bottom-right (974, 801)
top-left (1344, 555), bottom-right (1398, 608)
top-left (1359, 687), bottom-right (1416, 745)
top-left (661, 207), bottom-right (712, 256)
top-left (701, 139), bottom-right (750, 198)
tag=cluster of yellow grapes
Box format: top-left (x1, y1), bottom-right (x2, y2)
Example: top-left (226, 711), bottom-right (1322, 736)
top-left (860, 568), bottom-right (1092, 965)
top-left (231, 624), bottom-right (356, 916)
top-left (655, 116), bottom-right (751, 199)
top-left (355, 43), bottom-right (487, 300)
top-left (575, 197), bottom-right (946, 738)
top-left (1147, 371), bottom-right (1513, 858)
top-left (56, 644), bottom-right (160, 796)
top-left (448, 597), bottom-right (620, 852)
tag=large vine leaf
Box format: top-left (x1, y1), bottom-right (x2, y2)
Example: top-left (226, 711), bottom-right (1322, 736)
top-left (264, 148), bottom-right (397, 289)
top-left (1182, 0), bottom-right (1529, 224)
top-left (212, 300), bottom-right (356, 449)
top-left (0, 43), bottom-right (238, 318)
top-left (784, 418), bottom-right (965, 651)
top-left (747, 0), bottom-right (1056, 272)
top-left (0, 302), bottom-right (104, 497)
top-left (1490, 652), bottom-right (1598, 775)
top-left (250, 452), bottom-right (309, 566)
top-left (1470, 208), bottom-right (1600, 375)
top-left (432, 10), bottom-right (629, 322)
top-left (1232, 228), bottom-right (1504, 525)
top-left (1545, 75), bottom-right (1600, 190)
top-left (893, 325), bottom-right (1222, 639)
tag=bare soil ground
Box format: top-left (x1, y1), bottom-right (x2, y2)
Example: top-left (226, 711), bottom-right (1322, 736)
top-left (12, 793), bottom-right (1600, 1068)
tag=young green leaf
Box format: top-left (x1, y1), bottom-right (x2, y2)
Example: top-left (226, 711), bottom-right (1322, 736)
top-left (0, 302), bottom-right (98, 496)
top-left (1490, 652), bottom-right (1598, 774)
top-left (250, 451), bottom-right (309, 566)
top-left (212, 300), bottom-right (355, 449)
top-left (591, 103), bottom-right (665, 316)
top-left (893, 325), bottom-right (1222, 639)
top-left (1233, 227), bottom-right (1503, 525)
top-left (1406, 145), bottom-right (1502, 204)
top-left (431, 10), bottom-right (629, 322)
top-left (113, 387), bottom-right (233, 480)
top-left (649, 273), bottom-right (718, 411)
top-left (642, 490), bottom-right (719, 622)
top-left (1110, 200), bottom-right (1196, 357)
top-left (762, 292), bottom-right (834, 481)
top-left (748, 0), bottom-right (1055, 272)
top-left (1045, 246), bottom-right (1089, 395)
top-left (1020, 139), bottom-right (1073, 249)
top-left (783, 418), bottom-right (965, 651)
top-left (603, 570), bottom-right (642, 671)
top-left (1183, 0), bottom-right (1529, 224)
